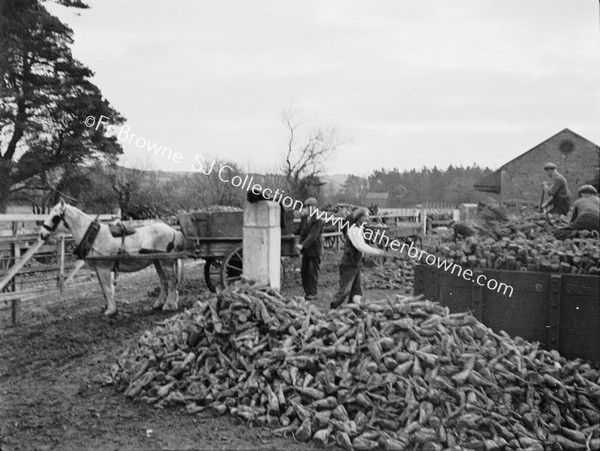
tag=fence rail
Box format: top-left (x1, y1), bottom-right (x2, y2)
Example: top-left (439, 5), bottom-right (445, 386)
top-left (0, 213), bottom-right (127, 325)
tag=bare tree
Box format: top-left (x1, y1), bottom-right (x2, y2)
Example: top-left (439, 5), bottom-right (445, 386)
top-left (281, 108), bottom-right (344, 199)
top-left (165, 160), bottom-right (246, 211)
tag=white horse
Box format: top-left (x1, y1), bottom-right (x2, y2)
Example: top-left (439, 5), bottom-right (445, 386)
top-left (40, 199), bottom-right (185, 316)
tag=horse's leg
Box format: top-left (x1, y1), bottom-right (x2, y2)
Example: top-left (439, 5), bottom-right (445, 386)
top-left (160, 259), bottom-right (179, 311)
top-left (152, 260), bottom-right (168, 309)
top-left (95, 265), bottom-right (116, 316)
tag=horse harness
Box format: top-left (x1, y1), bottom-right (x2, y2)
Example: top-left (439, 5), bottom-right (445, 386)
top-left (73, 221), bottom-right (102, 259)
top-left (50, 215), bottom-right (178, 273)
top-left (44, 210), bottom-right (98, 259)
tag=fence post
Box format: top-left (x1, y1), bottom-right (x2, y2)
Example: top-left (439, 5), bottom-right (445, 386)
top-left (58, 235), bottom-right (65, 292)
top-left (11, 298), bottom-right (20, 326)
top-left (10, 240), bottom-right (20, 293)
top-left (10, 221), bottom-right (20, 326)
top-left (336, 222), bottom-right (341, 252)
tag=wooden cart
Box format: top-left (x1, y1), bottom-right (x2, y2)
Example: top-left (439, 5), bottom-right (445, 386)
top-left (178, 209), bottom-right (299, 292)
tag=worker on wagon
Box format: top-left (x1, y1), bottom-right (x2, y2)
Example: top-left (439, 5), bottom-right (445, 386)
top-left (448, 220), bottom-right (476, 241)
top-left (542, 163), bottom-right (571, 216)
top-left (569, 185), bottom-right (599, 232)
top-left (330, 207), bottom-right (386, 309)
top-left (296, 198), bottom-right (324, 301)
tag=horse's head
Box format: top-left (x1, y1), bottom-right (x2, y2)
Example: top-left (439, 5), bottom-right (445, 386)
top-left (40, 198), bottom-right (69, 240)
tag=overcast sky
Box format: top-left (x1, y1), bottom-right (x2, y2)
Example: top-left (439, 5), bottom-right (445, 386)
top-left (47, 0), bottom-right (600, 176)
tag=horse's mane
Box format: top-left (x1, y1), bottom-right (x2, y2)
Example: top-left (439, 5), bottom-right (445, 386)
top-left (64, 203), bottom-right (90, 217)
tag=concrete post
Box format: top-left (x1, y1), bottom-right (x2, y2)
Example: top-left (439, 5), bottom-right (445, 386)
top-left (243, 200), bottom-right (281, 289)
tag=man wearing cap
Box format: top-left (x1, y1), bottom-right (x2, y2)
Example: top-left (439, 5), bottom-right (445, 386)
top-left (449, 220), bottom-right (476, 241)
top-left (542, 163), bottom-right (571, 215)
top-left (554, 185), bottom-right (599, 239)
top-left (330, 207), bottom-right (386, 309)
top-left (297, 198), bottom-right (324, 301)
top-left (570, 185), bottom-right (600, 232)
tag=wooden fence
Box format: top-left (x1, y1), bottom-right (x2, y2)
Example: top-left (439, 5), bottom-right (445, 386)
top-left (298, 207), bottom-right (459, 250)
top-left (0, 213), bottom-right (121, 325)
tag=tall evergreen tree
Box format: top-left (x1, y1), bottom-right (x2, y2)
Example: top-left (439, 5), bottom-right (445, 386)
top-left (0, 0), bottom-right (123, 212)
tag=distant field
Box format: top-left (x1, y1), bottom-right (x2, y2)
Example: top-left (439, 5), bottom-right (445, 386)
top-left (5, 205), bottom-right (33, 214)
top-left (1, 205), bottom-right (38, 234)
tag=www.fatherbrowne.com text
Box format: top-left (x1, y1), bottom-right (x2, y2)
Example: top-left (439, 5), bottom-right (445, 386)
top-left (193, 156), bottom-right (514, 298)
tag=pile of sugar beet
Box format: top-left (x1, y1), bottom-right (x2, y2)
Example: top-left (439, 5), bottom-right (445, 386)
top-left (363, 258), bottom-right (415, 294)
top-left (109, 284), bottom-right (600, 450)
top-left (431, 212), bottom-right (600, 275)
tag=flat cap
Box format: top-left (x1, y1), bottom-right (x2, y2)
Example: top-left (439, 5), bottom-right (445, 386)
top-left (543, 162), bottom-right (557, 170)
top-left (304, 197), bottom-right (318, 207)
top-left (578, 184), bottom-right (598, 195)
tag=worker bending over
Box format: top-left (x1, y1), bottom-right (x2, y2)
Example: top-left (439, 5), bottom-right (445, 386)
top-left (570, 185), bottom-right (599, 232)
top-left (554, 185), bottom-right (600, 239)
top-left (330, 207), bottom-right (385, 309)
top-left (542, 162), bottom-right (571, 215)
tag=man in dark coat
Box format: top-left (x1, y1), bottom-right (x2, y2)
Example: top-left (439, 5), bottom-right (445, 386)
top-left (542, 163), bottom-right (571, 215)
top-left (330, 207), bottom-right (385, 309)
top-left (571, 184), bottom-right (600, 229)
top-left (297, 198), bottom-right (324, 301)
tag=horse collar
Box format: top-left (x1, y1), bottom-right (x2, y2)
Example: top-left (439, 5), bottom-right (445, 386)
top-left (73, 220), bottom-right (101, 260)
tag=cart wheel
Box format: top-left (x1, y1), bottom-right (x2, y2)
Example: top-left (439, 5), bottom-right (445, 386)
top-left (221, 244), bottom-right (244, 288)
top-left (324, 235), bottom-right (335, 249)
top-left (221, 244), bottom-right (286, 289)
top-left (204, 258), bottom-right (223, 293)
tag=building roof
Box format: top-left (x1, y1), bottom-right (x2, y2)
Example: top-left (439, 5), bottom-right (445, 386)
top-left (473, 128), bottom-right (600, 194)
top-left (497, 128), bottom-right (598, 171)
top-left (473, 171), bottom-right (501, 194)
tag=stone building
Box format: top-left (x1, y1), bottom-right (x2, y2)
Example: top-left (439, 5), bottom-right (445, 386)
top-left (474, 129), bottom-right (600, 208)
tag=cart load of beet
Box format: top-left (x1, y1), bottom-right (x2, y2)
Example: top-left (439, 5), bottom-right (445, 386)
top-left (108, 285), bottom-right (600, 450)
top-left (432, 212), bottom-right (600, 275)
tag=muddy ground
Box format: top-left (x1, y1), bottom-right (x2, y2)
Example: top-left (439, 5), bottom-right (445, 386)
top-left (0, 250), bottom-right (407, 451)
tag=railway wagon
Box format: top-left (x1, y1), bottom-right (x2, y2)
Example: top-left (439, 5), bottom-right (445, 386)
top-left (414, 264), bottom-right (600, 363)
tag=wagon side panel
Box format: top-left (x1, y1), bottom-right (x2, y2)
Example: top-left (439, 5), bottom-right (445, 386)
top-left (413, 264), bottom-right (438, 303)
top-left (481, 270), bottom-right (551, 347)
top-left (436, 269), bottom-right (474, 314)
top-left (559, 275), bottom-right (600, 362)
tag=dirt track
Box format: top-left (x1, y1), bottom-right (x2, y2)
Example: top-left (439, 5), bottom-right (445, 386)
top-left (0, 251), bottom-right (402, 450)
